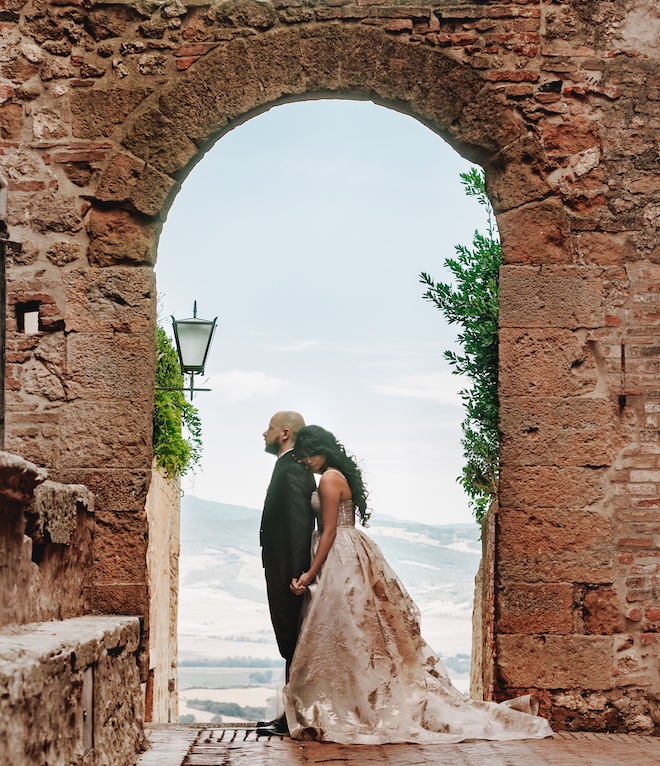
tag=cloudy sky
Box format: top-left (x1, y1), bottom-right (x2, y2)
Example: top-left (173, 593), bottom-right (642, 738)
top-left (155, 99), bottom-right (490, 526)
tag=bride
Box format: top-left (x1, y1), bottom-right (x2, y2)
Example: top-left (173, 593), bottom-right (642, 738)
top-left (282, 425), bottom-right (553, 745)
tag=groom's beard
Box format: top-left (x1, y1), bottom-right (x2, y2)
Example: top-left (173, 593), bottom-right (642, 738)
top-left (264, 439), bottom-right (280, 456)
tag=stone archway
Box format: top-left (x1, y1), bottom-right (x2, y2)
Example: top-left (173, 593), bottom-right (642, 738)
top-left (3, 0), bottom-right (660, 735)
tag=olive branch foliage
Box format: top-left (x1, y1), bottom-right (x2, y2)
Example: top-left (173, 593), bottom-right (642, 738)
top-left (153, 323), bottom-right (203, 478)
top-left (420, 168), bottom-right (500, 523)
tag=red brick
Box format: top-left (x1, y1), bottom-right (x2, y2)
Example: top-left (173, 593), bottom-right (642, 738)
top-left (386, 19), bottom-right (413, 32)
top-left (618, 537), bottom-right (654, 547)
top-left (487, 70), bottom-right (540, 82)
top-left (174, 43), bottom-right (217, 56)
top-left (176, 56), bottom-right (198, 70)
top-left (584, 587), bottom-right (625, 634)
top-left (52, 150), bottom-right (107, 163)
top-left (498, 583), bottom-right (573, 634)
top-left (7, 180), bottom-right (46, 191)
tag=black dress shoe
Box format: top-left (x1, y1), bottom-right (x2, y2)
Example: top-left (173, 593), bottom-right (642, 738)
top-left (255, 713), bottom-right (283, 727)
top-left (256, 716), bottom-right (289, 736)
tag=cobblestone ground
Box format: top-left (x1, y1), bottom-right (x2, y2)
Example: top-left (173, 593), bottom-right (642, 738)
top-left (136, 725), bottom-right (660, 766)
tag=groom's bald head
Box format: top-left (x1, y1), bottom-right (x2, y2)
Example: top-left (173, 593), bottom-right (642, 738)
top-left (263, 411), bottom-right (306, 456)
top-left (273, 411), bottom-right (305, 440)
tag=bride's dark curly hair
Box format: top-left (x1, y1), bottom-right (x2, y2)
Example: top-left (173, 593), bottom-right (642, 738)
top-left (293, 425), bottom-right (370, 525)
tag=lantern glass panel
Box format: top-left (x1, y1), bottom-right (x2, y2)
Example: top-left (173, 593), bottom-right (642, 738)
top-left (173, 317), bottom-right (215, 373)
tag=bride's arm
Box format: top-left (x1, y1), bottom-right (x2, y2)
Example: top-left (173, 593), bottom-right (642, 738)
top-left (290, 472), bottom-right (341, 594)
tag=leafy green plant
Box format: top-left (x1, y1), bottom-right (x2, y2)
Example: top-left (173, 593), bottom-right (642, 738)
top-left (153, 324), bottom-right (202, 478)
top-left (420, 168), bottom-right (500, 523)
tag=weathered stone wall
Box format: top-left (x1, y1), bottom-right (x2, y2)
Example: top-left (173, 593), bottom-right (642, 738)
top-left (144, 463), bottom-right (180, 723)
top-left (0, 451), bottom-right (146, 764)
top-left (1, 0), bottom-right (660, 733)
top-left (470, 501), bottom-right (497, 702)
top-left (0, 451), bottom-right (95, 626)
top-left (0, 615), bottom-right (146, 766)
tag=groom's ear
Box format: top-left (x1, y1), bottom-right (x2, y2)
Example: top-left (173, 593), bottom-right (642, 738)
top-left (281, 428), bottom-right (291, 441)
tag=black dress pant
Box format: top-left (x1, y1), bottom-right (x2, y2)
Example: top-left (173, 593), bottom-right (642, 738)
top-left (264, 559), bottom-right (303, 679)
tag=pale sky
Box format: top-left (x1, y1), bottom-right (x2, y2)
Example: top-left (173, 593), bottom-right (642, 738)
top-left (155, 99), bottom-right (490, 526)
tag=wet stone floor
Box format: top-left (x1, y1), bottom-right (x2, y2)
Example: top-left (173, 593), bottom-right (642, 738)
top-left (136, 724), bottom-right (660, 766)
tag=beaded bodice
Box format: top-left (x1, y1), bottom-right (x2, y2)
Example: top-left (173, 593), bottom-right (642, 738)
top-left (311, 468), bottom-right (356, 529)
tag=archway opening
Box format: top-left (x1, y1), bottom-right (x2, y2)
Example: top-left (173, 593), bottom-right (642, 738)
top-left (154, 98), bottom-right (490, 723)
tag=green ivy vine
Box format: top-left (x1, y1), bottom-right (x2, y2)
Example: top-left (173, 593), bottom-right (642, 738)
top-left (153, 324), bottom-right (203, 478)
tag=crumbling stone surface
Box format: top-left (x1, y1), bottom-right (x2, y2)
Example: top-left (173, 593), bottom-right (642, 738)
top-left (0, 456), bottom-right (94, 628)
top-left (25, 479), bottom-right (93, 545)
top-left (0, 616), bottom-right (146, 766)
top-left (0, 450), bottom-right (46, 503)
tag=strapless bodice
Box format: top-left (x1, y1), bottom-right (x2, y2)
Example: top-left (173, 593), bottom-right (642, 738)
top-left (311, 490), bottom-right (355, 529)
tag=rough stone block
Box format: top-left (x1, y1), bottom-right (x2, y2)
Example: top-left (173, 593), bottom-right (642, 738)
top-left (25, 480), bottom-right (94, 545)
top-left (499, 466), bottom-right (608, 509)
top-left (95, 154), bottom-right (178, 218)
top-left (579, 231), bottom-right (635, 266)
top-left (488, 133), bottom-right (553, 213)
top-left (92, 584), bottom-right (149, 616)
top-left (299, 23), bottom-right (343, 92)
top-left (499, 266), bottom-right (610, 328)
top-left (499, 328), bottom-right (598, 397)
top-left (4, 424), bottom-right (57, 469)
top-left (447, 86), bottom-right (525, 160)
top-left (46, 241), bottom-right (80, 266)
top-left (59, 400), bottom-right (152, 469)
top-left (122, 108), bottom-right (198, 176)
top-left (86, 206), bottom-right (158, 267)
top-left (0, 102), bottom-right (23, 140)
top-left (47, 469), bottom-right (151, 512)
top-left (66, 332), bottom-right (155, 402)
top-left (93, 511), bottom-right (148, 584)
top-left (340, 26), bottom-right (390, 92)
top-left (0, 451), bottom-right (46, 503)
top-left (86, 6), bottom-right (134, 40)
top-left (70, 88), bottom-right (152, 139)
top-left (583, 586), bottom-right (625, 634)
top-left (64, 267), bottom-right (155, 334)
top-left (497, 506), bottom-right (614, 583)
top-left (498, 197), bottom-right (572, 265)
top-left (242, 27), bottom-right (306, 105)
top-left (541, 115), bottom-right (598, 155)
top-left (500, 397), bottom-right (625, 467)
top-left (30, 193), bottom-right (83, 234)
top-left (497, 634), bottom-right (614, 689)
top-left (498, 583), bottom-right (574, 634)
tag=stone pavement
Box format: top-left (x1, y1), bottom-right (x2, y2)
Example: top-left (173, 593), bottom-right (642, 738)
top-left (136, 725), bottom-right (660, 766)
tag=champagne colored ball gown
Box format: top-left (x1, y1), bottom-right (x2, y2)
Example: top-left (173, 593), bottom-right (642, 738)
top-left (283, 473), bottom-right (553, 744)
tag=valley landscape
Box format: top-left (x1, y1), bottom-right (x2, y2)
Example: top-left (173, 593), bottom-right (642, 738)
top-left (178, 495), bottom-right (481, 722)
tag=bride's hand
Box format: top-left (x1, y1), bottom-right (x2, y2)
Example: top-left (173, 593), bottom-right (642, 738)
top-left (290, 573), bottom-right (311, 595)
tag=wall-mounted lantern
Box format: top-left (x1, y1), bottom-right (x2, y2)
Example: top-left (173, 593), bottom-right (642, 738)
top-left (158, 302), bottom-right (217, 400)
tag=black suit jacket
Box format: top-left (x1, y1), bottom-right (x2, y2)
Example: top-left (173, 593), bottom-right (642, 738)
top-left (260, 451), bottom-right (316, 584)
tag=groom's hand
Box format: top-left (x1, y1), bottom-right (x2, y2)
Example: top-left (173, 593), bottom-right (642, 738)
top-left (290, 574), bottom-right (309, 595)
top-left (290, 577), bottom-right (305, 595)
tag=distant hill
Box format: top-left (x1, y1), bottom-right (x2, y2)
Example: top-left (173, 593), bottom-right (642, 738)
top-left (178, 495), bottom-right (481, 663)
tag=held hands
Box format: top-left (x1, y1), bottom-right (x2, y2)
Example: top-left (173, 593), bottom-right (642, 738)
top-left (290, 571), bottom-right (312, 596)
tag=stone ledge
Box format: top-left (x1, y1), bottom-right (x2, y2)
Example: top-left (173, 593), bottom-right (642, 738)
top-left (0, 451), bottom-right (47, 503)
top-left (25, 481), bottom-right (95, 545)
top-left (0, 615), bottom-right (140, 679)
top-left (0, 616), bottom-right (145, 766)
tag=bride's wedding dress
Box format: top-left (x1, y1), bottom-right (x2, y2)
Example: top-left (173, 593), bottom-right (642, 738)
top-left (283, 477), bottom-right (553, 744)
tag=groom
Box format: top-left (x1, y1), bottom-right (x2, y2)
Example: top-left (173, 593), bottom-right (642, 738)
top-left (258, 411), bottom-right (316, 735)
